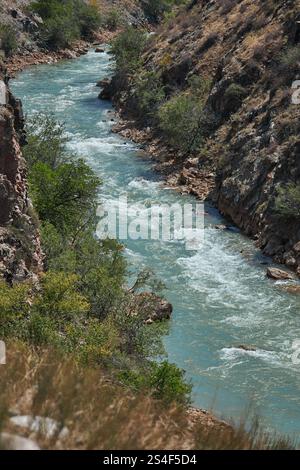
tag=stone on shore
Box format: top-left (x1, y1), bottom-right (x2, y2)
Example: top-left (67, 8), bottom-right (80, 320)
top-left (266, 267), bottom-right (294, 281)
top-left (0, 432), bottom-right (40, 450)
top-left (10, 415), bottom-right (69, 440)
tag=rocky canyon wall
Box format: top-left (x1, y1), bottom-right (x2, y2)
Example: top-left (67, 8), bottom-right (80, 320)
top-left (109, 0), bottom-right (300, 275)
top-left (0, 69), bottom-right (42, 283)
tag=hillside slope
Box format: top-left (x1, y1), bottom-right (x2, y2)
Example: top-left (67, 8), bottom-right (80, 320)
top-left (110, 0), bottom-right (300, 274)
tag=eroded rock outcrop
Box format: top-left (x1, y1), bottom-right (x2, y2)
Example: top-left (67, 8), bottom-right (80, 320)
top-left (0, 70), bottom-right (43, 282)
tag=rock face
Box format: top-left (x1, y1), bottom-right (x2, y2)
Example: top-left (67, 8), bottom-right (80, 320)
top-left (133, 292), bottom-right (173, 323)
top-left (98, 78), bottom-right (114, 101)
top-left (111, 0), bottom-right (300, 275)
top-left (0, 69), bottom-right (43, 282)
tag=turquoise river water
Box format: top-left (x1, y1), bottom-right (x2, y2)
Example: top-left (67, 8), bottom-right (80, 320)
top-left (11, 50), bottom-right (300, 439)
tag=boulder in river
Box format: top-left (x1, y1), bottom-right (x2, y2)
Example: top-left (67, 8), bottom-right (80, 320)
top-left (266, 267), bottom-right (294, 281)
top-left (95, 48), bottom-right (105, 53)
top-left (236, 344), bottom-right (257, 352)
top-left (96, 78), bottom-right (111, 88)
top-left (98, 78), bottom-right (113, 100)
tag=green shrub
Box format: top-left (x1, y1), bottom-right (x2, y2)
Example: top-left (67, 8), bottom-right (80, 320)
top-left (104, 8), bottom-right (122, 31)
top-left (0, 281), bottom-right (30, 337)
top-left (141, 0), bottom-right (186, 23)
top-left (31, 0), bottom-right (101, 49)
top-left (118, 361), bottom-right (192, 405)
top-left (279, 46), bottom-right (300, 77)
top-left (223, 83), bottom-right (247, 114)
top-left (133, 71), bottom-right (165, 119)
top-left (158, 93), bottom-right (204, 152)
top-left (24, 114), bottom-right (69, 169)
top-left (33, 272), bottom-right (90, 321)
top-left (29, 160), bottom-right (100, 236)
top-left (149, 361), bottom-right (192, 405)
top-left (40, 15), bottom-right (80, 50)
top-left (157, 75), bottom-right (211, 153)
top-left (275, 182), bottom-right (300, 218)
top-left (111, 27), bottom-right (147, 75)
top-left (76, 2), bottom-right (102, 39)
top-left (0, 24), bottom-right (18, 57)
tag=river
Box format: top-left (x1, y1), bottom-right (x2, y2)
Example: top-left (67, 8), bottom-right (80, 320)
top-left (11, 49), bottom-right (300, 439)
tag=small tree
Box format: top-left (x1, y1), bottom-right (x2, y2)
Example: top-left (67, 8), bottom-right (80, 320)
top-left (24, 114), bottom-right (69, 169)
top-left (0, 25), bottom-right (18, 57)
top-left (105, 8), bottom-right (122, 31)
top-left (111, 27), bottom-right (147, 75)
top-left (275, 183), bottom-right (300, 218)
top-left (134, 71), bottom-right (165, 119)
top-left (157, 76), bottom-right (211, 153)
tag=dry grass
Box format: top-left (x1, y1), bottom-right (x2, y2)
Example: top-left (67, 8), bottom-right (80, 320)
top-left (0, 342), bottom-right (295, 450)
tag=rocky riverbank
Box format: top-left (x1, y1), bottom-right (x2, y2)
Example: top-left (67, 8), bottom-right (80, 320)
top-left (101, 0), bottom-right (300, 277)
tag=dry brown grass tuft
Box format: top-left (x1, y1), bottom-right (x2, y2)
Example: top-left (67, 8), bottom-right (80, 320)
top-left (0, 342), bottom-right (295, 450)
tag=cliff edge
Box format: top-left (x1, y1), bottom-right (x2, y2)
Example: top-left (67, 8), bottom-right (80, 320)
top-left (0, 69), bottom-right (42, 282)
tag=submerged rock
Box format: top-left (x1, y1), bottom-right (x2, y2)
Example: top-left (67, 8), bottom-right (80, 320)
top-left (266, 267), bottom-right (294, 281)
top-left (214, 224), bottom-right (229, 230)
top-left (236, 345), bottom-right (257, 352)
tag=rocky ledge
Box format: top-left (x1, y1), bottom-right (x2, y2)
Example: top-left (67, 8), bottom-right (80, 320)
top-left (0, 70), bottom-right (43, 282)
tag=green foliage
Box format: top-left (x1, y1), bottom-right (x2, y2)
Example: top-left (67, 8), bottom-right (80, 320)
top-left (64, 318), bottom-right (119, 365)
top-left (141, 0), bottom-right (186, 23)
top-left (0, 24), bottom-right (18, 57)
top-left (118, 361), bottom-right (192, 405)
top-left (30, 0), bottom-right (101, 49)
top-left (76, 1), bottom-right (102, 39)
top-left (29, 159), bottom-right (100, 236)
top-left (40, 16), bottom-right (79, 50)
top-left (0, 282), bottom-right (30, 336)
top-left (133, 71), bottom-right (165, 120)
top-left (275, 183), bottom-right (300, 218)
top-left (0, 113), bottom-right (191, 405)
top-left (158, 93), bottom-right (203, 152)
top-left (24, 114), bottom-right (69, 169)
top-left (33, 272), bottom-right (90, 321)
top-left (150, 361), bottom-right (192, 405)
top-left (157, 76), bottom-right (211, 153)
top-left (111, 27), bottom-right (147, 75)
top-left (129, 267), bottom-right (165, 293)
top-left (223, 83), bottom-right (247, 114)
top-left (104, 8), bottom-right (122, 31)
top-left (277, 46), bottom-right (300, 81)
